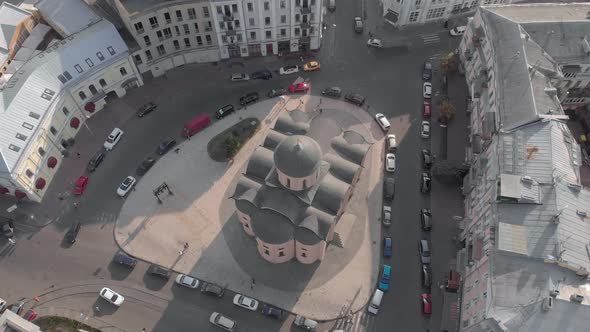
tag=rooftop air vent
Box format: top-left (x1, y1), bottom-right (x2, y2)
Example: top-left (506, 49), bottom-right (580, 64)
top-left (583, 37), bottom-right (590, 55)
top-left (521, 176), bottom-right (533, 183)
top-left (570, 294), bottom-right (584, 303)
top-left (544, 87), bottom-right (558, 97)
top-left (577, 210), bottom-right (587, 217)
top-left (568, 183), bottom-right (582, 191)
top-left (542, 296), bottom-right (554, 311)
top-left (550, 289), bottom-right (560, 297)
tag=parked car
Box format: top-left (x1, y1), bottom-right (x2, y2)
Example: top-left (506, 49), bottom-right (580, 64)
top-left (383, 205), bottom-right (392, 226)
top-left (239, 92), bottom-right (260, 106)
top-left (386, 134), bottom-right (397, 152)
top-left (0, 298), bottom-right (6, 313)
top-left (136, 157), bottom-right (156, 175)
top-left (175, 274), bottom-right (199, 288)
top-left (233, 294), bottom-right (259, 311)
top-left (421, 149), bottom-right (432, 169)
top-left (354, 17), bottom-right (363, 32)
top-left (378, 264), bottom-right (391, 291)
top-left (422, 61), bottom-right (433, 81)
top-left (293, 315), bottom-right (318, 331)
top-left (73, 176), bottom-right (89, 195)
top-left (201, 282), bottom-right (225, 297)
top-left (157, 137), bottom-right (177, 155)
top-left (113, 252), bottom-right (137, 267)
top-left (148, 264), bottom-right (171, 279)
top-left (344, 93), bottom-right (365, 106)
top-left (421, 121), bottom-right (431, 138)
top-left (421, 293), bottom-right (432, 315)
top-left (230, 73), bottom-right (250, 81)
top-left (182, 114), bottom-right (211, 138)
top-left (279, 65), bottom-right (299, 75)
top-left (137, 102), bottom-right (156, 117)
top-left (116, 176), bottom-right (136, 197)
top-left (383, 237), bottom-right (392, 257)
top-left (65, 221), bottom-right (81, 244)
top-left (419, 239), bottom-right (431, 264)
top-left (420, 172), bottom-right (431, 193)
top-left (103, 128), bottom-right (123, 151)
top-left (251, 69), bottom-right (272, 80)
top-left (421, 209), bottom-right (432, 231)
top-left (261, 304), bottom-right (283, 318)
top-left (216, 104), bottom-right (235, 119)
top-left (1, 220), bottom-right (14, 238)
top-left (375, 113), bottom-right (390, 131)
top-left (303, 61), bottom-right (320, 72)
top-left (449, 25), bottom-right (466, 36)
top-left (23, 309), bottom-right (37, 321)
top-left (100, 287), bottom-right (124, 306)
top-left (9, 302), bottom-right (24, 315)
top-left (321, 86), bottom-right (342, 98)
top-left (383, 177), bottom-right (395, 200)
top-left (423, 82), bottom-right (432, 99)
top-left (87, 151), bottom-right (105, 172)
top-left (288, 82), bottom-right (310, 93)
top-left (423, 100), bottom-right (432, 118)
top-left (385, 153), bottom-right (396, 173)
top-left (209, 312), bottom-right (235, 331)
top-left (367, 38), bottom-right (383, 48)
top-left (267, 88), bottom-right (286, 98)
top-left (422, 264), bottom-right (432, 289)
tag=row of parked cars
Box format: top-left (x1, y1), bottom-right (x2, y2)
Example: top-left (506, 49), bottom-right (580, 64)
top-left (0, 298), bottom-right (37, 322)
top-left (229, 61), bottom-right (322, 83)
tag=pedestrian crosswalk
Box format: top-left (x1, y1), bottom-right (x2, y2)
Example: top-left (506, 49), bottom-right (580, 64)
top-left (422, 33), bottom-right (441, 45)
top-left (331, 310), bottom-right (376, 332)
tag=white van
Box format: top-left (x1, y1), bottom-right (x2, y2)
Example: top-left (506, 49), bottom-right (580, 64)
top-left (328, 0), bottom-right (336, 11)
top-left (367, 289), bottom-right (384, 315)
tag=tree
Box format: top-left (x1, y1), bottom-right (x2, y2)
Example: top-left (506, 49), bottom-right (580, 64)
top-left (225, 134), bottom-right (241, 158)
top-left (432, 160), bottom-right (469, 185)
top-left (439, 99), bottom-right (456, 123)
top-left (440, 52), bottom-right (457, 76)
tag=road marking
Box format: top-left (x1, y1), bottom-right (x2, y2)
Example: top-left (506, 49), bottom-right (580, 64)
top-left (422, 33), bottom-right (440, 44)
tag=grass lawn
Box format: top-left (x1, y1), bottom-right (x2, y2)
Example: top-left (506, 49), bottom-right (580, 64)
top-left (35, 316), bottom-right (101, 332)
top-left (207, 117), bottom-right (260, 162)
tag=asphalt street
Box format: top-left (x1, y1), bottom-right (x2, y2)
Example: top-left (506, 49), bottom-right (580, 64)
top-left (0, 0), bottom-right (464, 330)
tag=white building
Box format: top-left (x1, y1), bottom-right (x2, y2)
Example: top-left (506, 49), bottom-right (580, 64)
top-left (0, 310), bottom-right (42, 332)
top-left (0, 0), bottom-right (142, 202)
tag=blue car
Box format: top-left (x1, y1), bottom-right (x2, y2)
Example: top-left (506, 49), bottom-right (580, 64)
top-left (379, 265), bottom-right (391, 291)
top-left (383, 237), bottom-right (392, 257)
top-left (261, 304), bottom-right (283, 318)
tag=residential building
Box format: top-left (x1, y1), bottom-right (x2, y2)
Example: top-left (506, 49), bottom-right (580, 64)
top-left (112, 0), bottom-right (220, 77)
top-left (0, 310), bottom-right (42, 332)
top-left (231, 110), bottom-right (370, 264)
top-left (456, 4), bottom-right (590, 331)
top-left (0, 2), bottom-right (143, 202)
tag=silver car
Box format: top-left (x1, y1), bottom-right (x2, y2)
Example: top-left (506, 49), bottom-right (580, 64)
top-left (230, 73), bottom-right (250, 81)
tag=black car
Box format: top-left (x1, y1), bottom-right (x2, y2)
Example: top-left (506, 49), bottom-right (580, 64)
top-left (383, 177), bottom-right (395, 200)
top-left (251, 70), bottom-right (272, 80)
top-left (422, 61), bottom-right (433, 81)
top-left (216, 104), bottom-right (235, 119)
top-left (267, 88), bottom-right (286, 98)
top-left (240, 92), bottom-right (259, 106)
top-left (344, 93), bottom-right (365, 106)
top-left (200, 282), bottom-right (224, 297)
top-left (87, 151), bottom-right (105, 172)
top-left (421, 209), bottom-right (432, 231)
top-left (136, 157), bottom-right (156, 175)
top-left (421, 264), bottom-right (432, 289)
top-left (113, 253), bottom-right (137, 267)
top-left (261, 304), bottom-right (283, 318)
top-left (137, 102), bottom-right (157, 117)
top-left (421, 149), bottom-right (433, 169)
top-left (157, 138), bottom-right (177, 155)
top-left (149, 264), bottom-right (171, 279)
top-left (1, 219), bottom-right (14, 238)
top-left (65, 221), bottom-right (81, 244)
top-left (9, 302), bottom-right (24, 315)
top-left (321, 86), bottom-right (342, 98)
top-left (420, 172), bottom-right (431, 193)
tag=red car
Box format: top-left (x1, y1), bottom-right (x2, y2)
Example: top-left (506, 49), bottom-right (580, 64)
top-left (73, 176), bottom-right (89, 195)
top-left (421, 293), bottom-right (432, 315)
top-left (423, 101), bottom-right (432, 118)
top-left (24, 309), bottom-right (37, 321)
top-left (288, 82), bottom-right (310, 93)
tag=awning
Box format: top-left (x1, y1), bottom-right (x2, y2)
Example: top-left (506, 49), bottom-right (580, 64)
top-left (14, 190), bottom-right (27, 199)
top-left (47, 156), bottom-right (58, 168)
top-left (35, 178), bottom-right (46, 190)
top-left (0, 186), bottom-right (8, 194)
top-left (85, 102), bottom-right (96, 113)
top-left (70, 117), bottom-right (80, 129)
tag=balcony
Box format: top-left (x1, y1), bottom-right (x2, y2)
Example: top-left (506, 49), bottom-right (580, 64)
top-left (300, 21), bottom-right (310, 29)
top-left (223, 14), bottom-right (234, 22)
top-left (226, 29), bottom-right (236, 36)
top-left (300, 6), bottom-right (312, 14)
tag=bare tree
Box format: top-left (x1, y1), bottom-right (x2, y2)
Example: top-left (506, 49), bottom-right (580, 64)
top-left (439, 99), bottom-right (456, 123)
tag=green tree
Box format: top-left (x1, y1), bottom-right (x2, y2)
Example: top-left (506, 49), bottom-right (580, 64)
top-left (439, 99), bottom-right (456, 123)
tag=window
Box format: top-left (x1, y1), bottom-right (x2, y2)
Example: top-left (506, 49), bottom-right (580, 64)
top-left (264, 1), bottom-right (270, 10)
top-left (8, 144), bottom-right (21, 152)
top-left (95, 52), bottom-right (105, 61)
top-left (278, 251), bottom-right (285, 257)
top-left (280, 28), bottom-right (286, 37)
top-left (203, 7), bottom-right (209, 17)
top-left (311, 0), bottom-right (316, 5)
top-left (295, 28), bottom-right (300, 36)
top-left (237, 34), bottom-right (242, 42)
top-left (107, 46), bottom-right (115, 55)
top-left (163, 28), bottom-right (172, 39)
top-left (219, 21), bottom-right (225, 30)
top-left (183, 24), bottom-right (190, 34)
top-left (156, 45), bottom-right (166, 56)
top-left (188, 8), bottom-right (196, 19)
top-left (29, 112), bottom-right (40, 120)
top-left (235, 19), bottom-right (240, 28)
top-left (157, 31), bottom-right (163, 41)
top-left (38, 147), bottom-right (45, 156)
top-left (296, 0), bottom-right (301, 6)
top-left (62, 107), bottom-right (69, 116)
top-left (41, 88), bottom-right (54, 101)
top-left (22, 122), bottom-right (33, 130)
top-left (426, 7), bottom-right (446, 19)
top-left (134, 22), bottom-right (144, 34)
top-left (120, 67), bottom-right (127, 76)
top-left (85, 58), bottom-right (94, 67)
top-left (144, 35), bottom-right (151, 46)
top-left (221, 35), bottom-right (227, 43)
top-left (416, 0), bottom-right (421, 6)
top-left (164, 12), bottom-right (171, 24)
top-left (206, 35), bottom-right (212, 44)
top-left (79, 91), bottom-right (86, 100)
top-left (266, 30), bottom-right (271, 39)
top-left (176, 10), bottom-right (183, 21)
top-left (409, 11), bottom-right (420, 22)
top-left (26, 169), bottom-right (34, 178)
top-left (216, 6), bottom-right (222, 14)
top-left (50, 126), bottom-right (57, 135)
top-left (63, 72), bottom-right (72, 80)
top-left (206, 21), bottom-right (212, 31)
top-left (250, 31), bottom-right (256, 39)
top-left (295, 14), bottom-right (300, 23)
top-left (281, 15), bottom-right (286, 24)
top-left (247, 2), bottom-right (253, 11)
top-left (232, 4), bottom-right (238, 12)
top-left (58, 75), bottom-right (66, 84)
top-left (184, 38), bottom-right (191, 47)
top-left (175, 25), bottom-right (181, 36)
top-left (16, 133), bottom-right (27, 141)
top-left (280, 0), bottom-right (286, 8)
top-left (149, 16), bottom-right (159, 29)
top-left (196, 36), bottom-right (203, 45)
top-left (74, 64), bottom-right (83, 73)
top-left (265, 17), bottom-right (271, 25)
top-left (301, 252), bottom-right (307, 257)
top-left (99, 78), bottom-right (107, 87)
top-left (89, 84), bottom-right (98, 95)
top-left (249, 18), bottom-right (255, 26)
top-left (173, 40), bottom-right (180, 50)
top-left (194, 22), bottom-right (199, 32)
top-left (145, 50), bottom-right (153, 61)
top-left (264, 249), bottom-right (270, 255)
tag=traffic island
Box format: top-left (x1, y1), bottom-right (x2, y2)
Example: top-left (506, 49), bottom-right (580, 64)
top-left (207, 117), bottom-right (260, 162)
top-left (35, 316), bottom-right (101, 332)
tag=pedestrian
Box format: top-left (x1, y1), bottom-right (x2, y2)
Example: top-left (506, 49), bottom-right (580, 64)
top-left (95, 306), bottom-right (100, 312)
top-left (73, 202), bottom-right (79, 208)
top-left (76, 152), bottom-right (81, 158)
top-left (184, 242), bottom-right (189, 249)
top-left (142, 329), bottom-right (147, 332)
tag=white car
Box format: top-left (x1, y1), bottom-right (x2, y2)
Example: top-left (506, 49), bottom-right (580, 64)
top-left (175, 274), bottom-right (199, 288)
top-left (279, 65), bottom-right (299, 75)
top-left (385, 153), bottom-right (396, 172)
top-left (367, 38), bottom-right (383, 48)
top-left (116, 176), bottom-right (136, 197)
top-left (230, 73), bottom-right (250, 81)
top-left (375, 113), bottom-right (390, 132)
top-left (421, 121), bottom-right (431, 138)
top-left (100, 287), bottom-right (124, 306)
top-left (386, 134), bottom-right (397, 151)
top-left (383, 205), bottom-right (392, 226)
top-left (294, 315), bottom-right (318, 331)
top-left (209, 312), bottom-right (236, 331)
top-left (423, 82), bottom-right (432, 99)
top-left (449, 26), bottom-right (466, 36)
top-left (232, 294), bottom-right (259, 311)
top-left (103, 128), bottom-right (123, 151)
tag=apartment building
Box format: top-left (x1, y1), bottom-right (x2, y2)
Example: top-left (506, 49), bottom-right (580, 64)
top-left (456, 4), bottom-right (590, 331)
